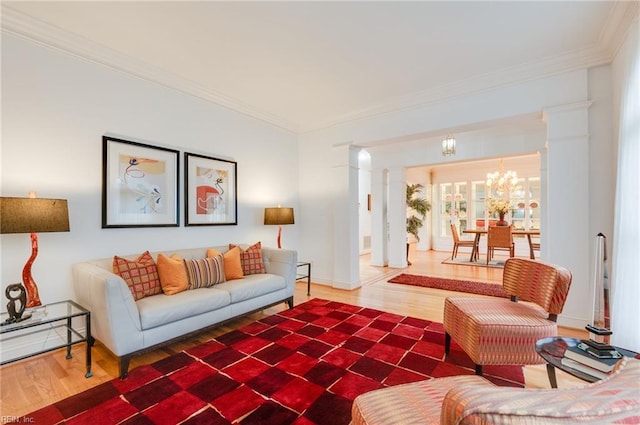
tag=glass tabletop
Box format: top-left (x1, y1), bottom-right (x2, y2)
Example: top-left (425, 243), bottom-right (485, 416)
top-left (1, 300), bottom-right (88, 333)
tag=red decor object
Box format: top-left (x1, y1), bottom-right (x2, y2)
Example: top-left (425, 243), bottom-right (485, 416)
top-left (496, 212), bottom-right (509, 226)
top-left (388, 274), bottom-right (508, 298)
top-left (0, 195), bottom-right (70, 308)
top-left (22, 232), bottom-right (41, 307)
top-left (26, 299), bottom-right (523, 424)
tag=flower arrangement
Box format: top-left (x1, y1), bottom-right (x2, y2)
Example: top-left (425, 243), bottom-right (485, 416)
top-left (487, 197), bottom-right (512, 215)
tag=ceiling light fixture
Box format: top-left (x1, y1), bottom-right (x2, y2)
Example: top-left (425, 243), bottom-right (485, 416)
top-left (441, 135), bottom-right (456, 156)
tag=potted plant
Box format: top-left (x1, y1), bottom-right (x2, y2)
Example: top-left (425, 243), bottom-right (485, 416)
top-left (406, 183), bottom-right (431, 265)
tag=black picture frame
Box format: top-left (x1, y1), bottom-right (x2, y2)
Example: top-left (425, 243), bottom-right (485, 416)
top-left (102, 136), bottom-right (179, 228)
top-left (184, 152), bottom-right (238, 226)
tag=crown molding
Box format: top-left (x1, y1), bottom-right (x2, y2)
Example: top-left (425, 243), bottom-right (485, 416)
top-left (3, 4), bottom-right (635, 136)
top-left (1, 6), bottom-right (300, 134)
top-left (304, 43), bottom-right (612, 133)
top-left (597, 1), bottom-right (640, 58)
top-left (301, 2), bottom-right (638, 134)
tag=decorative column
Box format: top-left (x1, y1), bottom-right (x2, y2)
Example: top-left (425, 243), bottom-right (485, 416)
top-left (331, 143), bottom-right (361, 289)
top-left (370, 167), bottom-right (388, 267)
top-left (387, 167), bottom-right (407, 268)
top-left (543, 100), bottom-right (591, 329)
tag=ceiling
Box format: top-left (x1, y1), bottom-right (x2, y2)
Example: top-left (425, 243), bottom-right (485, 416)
top-left (2, 1), bottom-right (636, 133)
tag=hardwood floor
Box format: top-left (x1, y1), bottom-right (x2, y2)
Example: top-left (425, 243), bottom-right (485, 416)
top-left (0, 248), bottom-right (587, 419)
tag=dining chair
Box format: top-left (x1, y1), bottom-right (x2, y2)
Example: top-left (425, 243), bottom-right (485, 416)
top-left (530, 239), bottom-right (541, 259)
top-left (450, 223), bottom-right (478, 261)
top-left (486, 225), bottom-right (514, 264)
top-left (443, 257), bottom-right (573, 376)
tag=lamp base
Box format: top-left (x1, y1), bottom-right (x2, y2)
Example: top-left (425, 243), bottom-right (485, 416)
top-left (276, 225), bottom-right (283, 249)
top-left (23, 232), bottom-right (42, 308)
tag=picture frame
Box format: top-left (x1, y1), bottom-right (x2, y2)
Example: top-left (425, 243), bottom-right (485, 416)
top-left (102, 136), bottom-right (179, 228)
top-left (184, 152), bottom-right (237, 226)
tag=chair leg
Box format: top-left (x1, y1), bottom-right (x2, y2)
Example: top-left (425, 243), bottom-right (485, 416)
top-left (444, 332), bottom-right (451, 355)
top-left (475, 364), bottom-right (483, 375)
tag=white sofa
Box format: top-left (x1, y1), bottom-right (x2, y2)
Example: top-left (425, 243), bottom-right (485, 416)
top-left (72, 245), bottom-right (297, 378)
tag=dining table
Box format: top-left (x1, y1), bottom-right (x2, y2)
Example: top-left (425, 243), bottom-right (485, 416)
top-left (463, 228), bottom-right (541, 262)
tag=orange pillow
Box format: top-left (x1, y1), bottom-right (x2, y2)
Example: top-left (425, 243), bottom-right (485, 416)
top-left (207, 246), bottom-right (244, 280)
top-left (157, 253), bottom-right (188, 295)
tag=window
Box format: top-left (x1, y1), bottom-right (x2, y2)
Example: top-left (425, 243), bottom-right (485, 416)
top-left (439, 182), bottom-right (467, 236)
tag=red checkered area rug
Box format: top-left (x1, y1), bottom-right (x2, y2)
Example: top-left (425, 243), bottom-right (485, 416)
top-left (30, 299), bottom-right (524, 425)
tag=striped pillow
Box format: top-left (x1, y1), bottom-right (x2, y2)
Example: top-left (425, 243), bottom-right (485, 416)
top-left (184, 255), bottom-right (226, 289)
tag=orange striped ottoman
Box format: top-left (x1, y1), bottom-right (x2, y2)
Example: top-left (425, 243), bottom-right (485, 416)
top-left (351, 375), bottom-right (491, 425)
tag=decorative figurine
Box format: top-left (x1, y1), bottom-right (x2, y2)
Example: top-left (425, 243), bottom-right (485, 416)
top-left (3, 283), bottom-right (32, 325)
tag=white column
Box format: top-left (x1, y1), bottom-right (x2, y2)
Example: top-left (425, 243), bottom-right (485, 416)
top-left (370, 167), bottom-right (388, 266)
top-left (543, 101), bottom-right (592, 329)
top-left (416, 172), bottom-right (432, 251)
top-left (388, 167), bottom-right (407, 268)
top-left (331, 144), bottom-right (361, 290)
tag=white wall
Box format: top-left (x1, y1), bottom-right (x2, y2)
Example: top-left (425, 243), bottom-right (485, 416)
top-left (0, 35), bottom-right (300, 305)
top-left (299, 68), bottom-right (615, 329)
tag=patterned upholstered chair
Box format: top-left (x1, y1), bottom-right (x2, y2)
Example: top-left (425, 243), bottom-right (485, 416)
top-left (351, 357), bottom-right (640, 425)
top-left (443, 257), bottom-right (572, 375)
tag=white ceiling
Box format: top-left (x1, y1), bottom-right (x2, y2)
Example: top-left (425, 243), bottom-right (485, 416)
top-left (2, 1), bottom-right (636, 133)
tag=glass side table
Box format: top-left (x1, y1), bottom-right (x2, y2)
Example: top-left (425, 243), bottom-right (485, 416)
top-left (297, 261), bottom-right (311, 296)
top-left (1, 300), bottom-right (93, 378)
top-left (536, 336), bottom-right (637, 388)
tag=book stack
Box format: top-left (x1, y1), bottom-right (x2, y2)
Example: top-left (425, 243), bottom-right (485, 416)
top-left (561, 340), bottom-right (622, 379)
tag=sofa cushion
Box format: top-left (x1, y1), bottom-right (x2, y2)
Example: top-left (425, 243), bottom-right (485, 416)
top-left (207, 246), bottom-right (244, 280)
top-left (215, 273), bottom-right (285, 303)
top-left (184, 255), bottom-right (226, 289)
top-left (137, 287), bottom-right (231, 330)
top-left (157, 254), bottom-right (189, 295)
top-left (113, 251), bottom-right (162, 300)
top-left (231, 242), bottom-right (267, 275)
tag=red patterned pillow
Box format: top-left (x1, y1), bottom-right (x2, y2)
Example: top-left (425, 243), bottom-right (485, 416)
top-left (230, 242), bottom-right (267, 275)
top-left (112, 251), bottom-right (162, 301)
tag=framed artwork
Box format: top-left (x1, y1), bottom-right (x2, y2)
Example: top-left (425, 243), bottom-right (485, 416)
top-left (102, 136), bottom-right (179, 228)
top-left (184, 152), bottom-right (237, 226)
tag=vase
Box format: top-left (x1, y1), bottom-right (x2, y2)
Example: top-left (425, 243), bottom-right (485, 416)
top-left (496, 212), bottom-right (509, 226)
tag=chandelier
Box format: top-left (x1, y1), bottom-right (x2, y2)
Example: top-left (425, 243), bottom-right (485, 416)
top-left (486, 160), bottom-right (519, 196)
top-left (441, 135), bottom-right (456, 156)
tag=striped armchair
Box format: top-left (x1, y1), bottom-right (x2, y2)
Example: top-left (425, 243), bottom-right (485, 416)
top-left (443, 258), bottom-right (572, 375)
top-left (351, 357), bottom-right (640, 425)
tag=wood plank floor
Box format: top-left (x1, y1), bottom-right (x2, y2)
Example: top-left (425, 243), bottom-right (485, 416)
top-left (0, 248), bottom-right (587, 418)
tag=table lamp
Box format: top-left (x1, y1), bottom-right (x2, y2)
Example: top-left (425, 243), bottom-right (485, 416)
top-left (264, 207), bottom-right (294, 249)
top-left (1, 194), bottom-right (70, 319)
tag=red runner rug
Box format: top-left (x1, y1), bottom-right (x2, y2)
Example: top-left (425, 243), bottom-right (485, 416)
top-left (30, 299), bottom-right (523, 425)
top-left (388, 274), bottom-right (508, 298)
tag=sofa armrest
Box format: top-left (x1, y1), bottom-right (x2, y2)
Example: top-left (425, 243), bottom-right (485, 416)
top-left (72, 263), bottom-right (144, 356)
top-left (262, 247), bottom-right (297, 292)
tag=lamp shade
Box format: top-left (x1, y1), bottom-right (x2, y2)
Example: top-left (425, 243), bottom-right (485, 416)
top-left (264, 207), bottom-right (294, 225)
top-left (1, 197), bottom-right (70, 234)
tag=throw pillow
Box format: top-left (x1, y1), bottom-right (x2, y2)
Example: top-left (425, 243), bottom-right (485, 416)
top-left (184, 255), bottom-right (226, 289)
top-left (157, 253), bottom-right (189, 295)
top-left (112, 251), bottom-right (162, 301)
top-left (207, 246), bottom-right (244, 280)
top-left (230, 242), bottom-right (267, 275)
